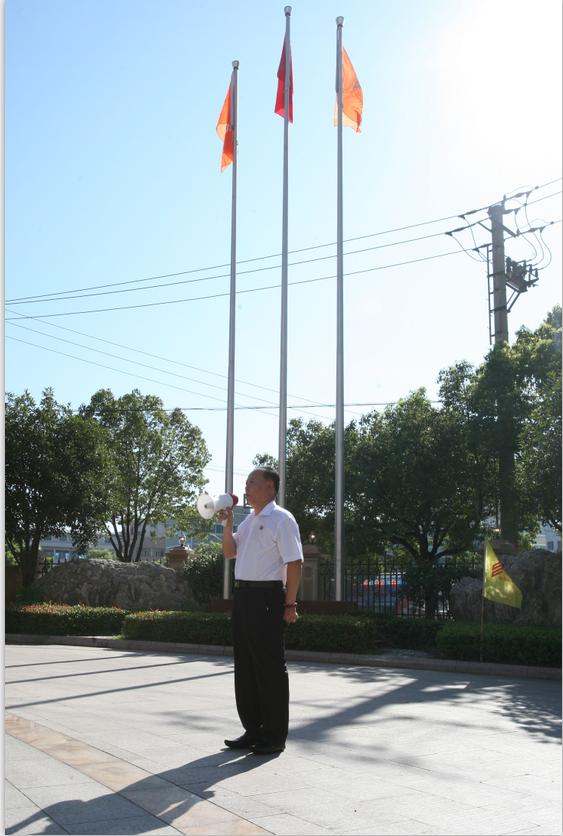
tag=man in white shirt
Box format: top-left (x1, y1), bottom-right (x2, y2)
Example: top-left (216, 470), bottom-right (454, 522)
top-left (219, 467), bottom-right (303, 755)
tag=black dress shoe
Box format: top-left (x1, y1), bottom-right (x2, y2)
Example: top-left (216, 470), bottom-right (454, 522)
top-left (224, 732), bottom-right (258, 749)
top-left (251, 742), bottom-right (285, 755)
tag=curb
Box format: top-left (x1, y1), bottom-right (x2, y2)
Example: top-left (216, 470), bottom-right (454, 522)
top-left (6, 634), bottom-right (561, 680)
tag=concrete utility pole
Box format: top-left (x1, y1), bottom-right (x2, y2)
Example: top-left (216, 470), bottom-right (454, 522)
top-left (488, 203), bottom-right (509, 344)
top-left (487, 201), bottom-right (518, 545)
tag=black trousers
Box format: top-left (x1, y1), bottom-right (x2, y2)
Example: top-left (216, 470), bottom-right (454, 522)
top-left (232, 585), bottom-right (289, 745)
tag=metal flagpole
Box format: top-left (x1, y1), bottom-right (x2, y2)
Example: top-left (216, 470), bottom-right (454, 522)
top-left (223, 60), bottom-right (238, 600)
top-left (278, 6), bottom-right (292, 507)
top-left (335, 17), bottom-right (344, 601)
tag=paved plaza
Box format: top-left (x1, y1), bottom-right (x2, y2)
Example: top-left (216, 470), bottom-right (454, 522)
top-left (4, 643), bottom-right (562, 835)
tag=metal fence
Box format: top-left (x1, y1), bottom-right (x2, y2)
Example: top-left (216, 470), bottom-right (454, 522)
top-left (319, 552), bottom-right (482, 619)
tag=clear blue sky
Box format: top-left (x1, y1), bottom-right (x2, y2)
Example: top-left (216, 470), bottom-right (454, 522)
top-left (5, 0), bottom-right (562, 508)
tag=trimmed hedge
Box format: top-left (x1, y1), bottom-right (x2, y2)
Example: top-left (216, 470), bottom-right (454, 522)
top-left (6, 604), bottom-right (561, 668)
top-left (5, 603), bottom-right (129, 636)
top-left (123, 611), bottom-right (232, 645)
top-left (285, 614), bottom-right (375, 653)
top-left (436, 622), bottom-right (562, 668)
top-left (367, 614), bottom-right (445, 649)
top-left (123, 610), bottom-right (376, 654)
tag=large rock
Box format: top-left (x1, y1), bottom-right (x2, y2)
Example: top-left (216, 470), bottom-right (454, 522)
top-left (450, 549), bottom-right (561, 626)
top-left (30, 559), bottom-right (191, 610)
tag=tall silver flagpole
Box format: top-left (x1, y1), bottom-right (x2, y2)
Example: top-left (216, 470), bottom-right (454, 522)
top-left (335, 17), bottom-right (344, 602)
top-left (278, 6), bottom-right (292, 507)
top-left (224, 59), bottom-right (238, 600)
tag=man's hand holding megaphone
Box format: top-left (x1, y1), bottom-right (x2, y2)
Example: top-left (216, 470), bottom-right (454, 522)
top-left (196, 492), bottom-right (239, 527)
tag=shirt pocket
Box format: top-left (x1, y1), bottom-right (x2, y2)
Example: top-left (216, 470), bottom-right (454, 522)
top-left (256, 524), bottom-right (276, 552)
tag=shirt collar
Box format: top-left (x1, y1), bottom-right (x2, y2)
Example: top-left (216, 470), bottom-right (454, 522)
top-left (256, 500), bottom-right (276, 517)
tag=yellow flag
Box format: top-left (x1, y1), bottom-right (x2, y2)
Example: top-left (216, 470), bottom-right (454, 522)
top-left (483, 542), bottom-right (522, 608)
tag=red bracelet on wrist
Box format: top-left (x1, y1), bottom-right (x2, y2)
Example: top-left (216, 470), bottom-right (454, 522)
top-left (284, 602), bottom-right (297, 608)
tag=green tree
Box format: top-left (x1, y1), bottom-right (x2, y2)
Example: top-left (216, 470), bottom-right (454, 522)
top-left (254, 418), bottom-right (352, 553)
top-left (349, 390), bottom-right (487, 563)
top-left (80, 389), bottom-right (209, 562)
top-left (440, 307), bottom-right (562, 541)
top-left (514, 306), bottom-right (562, 533)
top-left (5, 389), bottom-right (111, 586)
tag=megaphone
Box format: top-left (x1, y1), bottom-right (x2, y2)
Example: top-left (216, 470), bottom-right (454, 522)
top-left (197, 492), bottom-right (239, 526)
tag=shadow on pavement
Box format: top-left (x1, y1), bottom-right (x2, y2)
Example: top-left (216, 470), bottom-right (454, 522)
top-left (7, 746), bottom-right (271, 835)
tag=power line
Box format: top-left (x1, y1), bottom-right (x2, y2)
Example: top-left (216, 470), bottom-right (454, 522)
top-left (5, 214), bottom-right (472, 303)
top-left (5, 334), bottom-right (351, 421)
top-left (8, 180), bottom-right (560, 305)
top-left (6, 229), bottom-right (454, 306)
top-left (168, 400), bottom-right (443, 412)
top-left (6, 335), bottom-right (368, 421)
top-left (5, 249), bottom-right (466, 320)
top-left (4, 306), bottom-right (345, 411)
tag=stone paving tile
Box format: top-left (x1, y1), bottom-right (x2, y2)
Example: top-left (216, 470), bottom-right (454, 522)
top-left (197, 787), bottom-right (285, 819)
top-left (75, 760), bottom-right (160, 792)
top-left (157, 797), bottom-right (249, 829)
top-left (5, 781), bottom-right (39, 810)
top-left (249, 813), bottom-right (333, 835)
top-left (6, 757), bottom-right (100, 790)
top-left (18, 781), bottom-right (149, 825)
top-left (344, 822), bottom-right (453, 836)
top-left (241, 787), bottom-right (398, 833)
top-left (170, 822), bottom-right (271, 835)
top-left (119, 783), bottom-right (210, 819)
top-left (380, 790), bottom-right (544, 836)
top-left (4, 806), bottom-right (69, 835)
top-left (184, 766), bottom-right (310, 798)
top-left (65, 815), bottom-right (183, 835)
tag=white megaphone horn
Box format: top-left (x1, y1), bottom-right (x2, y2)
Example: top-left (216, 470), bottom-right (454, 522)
top-left (196, 492), bottom-right (239, 526)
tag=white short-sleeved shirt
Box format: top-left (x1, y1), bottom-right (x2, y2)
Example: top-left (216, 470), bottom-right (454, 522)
top-left (233, 500), bottom-right (304, 582)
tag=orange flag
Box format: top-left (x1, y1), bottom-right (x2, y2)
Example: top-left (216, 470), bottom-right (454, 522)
top-left (216, 83), bottom-right (234, 171)
top-left (334, 47), bottom-right (363, 132)
top-left (275, 35), bottom-right (293, 122)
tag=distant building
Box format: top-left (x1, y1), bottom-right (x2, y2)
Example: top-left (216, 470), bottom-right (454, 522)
top-left (532, 523), bottom-right (562, 553)
top-left (39, 505), bottom-right (253, 565)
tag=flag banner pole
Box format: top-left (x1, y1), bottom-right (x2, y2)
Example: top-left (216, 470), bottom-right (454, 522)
top-left (278, 6), bottom-right (292, 507)
top-left (480, 542), bottom-right (487, 662)
top-left (224, 60), bottom-right (238, 599)
top-left (335, 16), bottom-right (344, 602)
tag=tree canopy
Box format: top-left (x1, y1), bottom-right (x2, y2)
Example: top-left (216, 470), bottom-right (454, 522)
top-left (5, 389), bottom-right (111, 585)
top-left (80, 389), bottom-right (210, 561)
top-left (257, 307), bottom-right (561, 557)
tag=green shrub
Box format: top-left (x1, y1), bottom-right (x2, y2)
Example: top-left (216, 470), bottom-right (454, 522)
top-left (123, 610), bottom-right (377, 653)
top-left (436, 622), bottom-right (562, 667)
top-left (285, 614), bottom-right (376, 653)
top-left (183, 543), bottom-right (224, 605)
top-left (368, 614), bottom-right (445, 649)
top-left (123, 610), bottom-right (232, 644)
top-left (6, 603), bottom-right (128, 636)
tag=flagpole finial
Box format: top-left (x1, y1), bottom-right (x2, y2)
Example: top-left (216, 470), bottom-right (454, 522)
top-left (336, 16), bottom-right (344, 26)
top-left (232, 60), bottom-right (239, 69)
top-left (284, 6), bottom-right (292, 14)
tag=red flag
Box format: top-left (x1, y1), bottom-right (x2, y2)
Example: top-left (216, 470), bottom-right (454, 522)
top-left (275, 35), bottom-right (293, 122)
top-left (216, 83), bottom-right (234, 171)
top-left (334, 47), bottom-right (363, 132)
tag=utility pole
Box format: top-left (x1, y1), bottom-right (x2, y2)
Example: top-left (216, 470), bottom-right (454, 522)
top-left (487, 201), bottom-right (518, 545)
top-left (488, 203), bottom-right (509, 344)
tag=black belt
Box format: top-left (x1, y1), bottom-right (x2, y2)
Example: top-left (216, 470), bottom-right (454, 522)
top-left (234, 580), bottom-right (283, 589)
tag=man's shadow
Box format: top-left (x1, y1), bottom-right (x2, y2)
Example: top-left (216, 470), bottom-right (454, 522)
top-left (8, 747), bottom-right (272, 835)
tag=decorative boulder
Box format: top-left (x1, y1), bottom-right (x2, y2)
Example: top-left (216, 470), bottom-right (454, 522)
top-left (450, 549), bottom-right (561, 627)
top-left (30, 559), bottom-right (191, 610)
